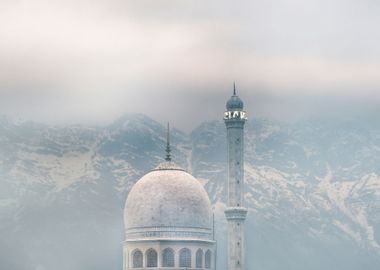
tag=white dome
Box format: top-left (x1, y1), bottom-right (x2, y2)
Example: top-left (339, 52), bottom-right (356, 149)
top-left (124, 162), bottom-right (213, 240)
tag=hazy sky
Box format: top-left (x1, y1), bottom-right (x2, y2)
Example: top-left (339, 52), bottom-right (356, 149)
top-left (1, 0), bottom-right (379, 131)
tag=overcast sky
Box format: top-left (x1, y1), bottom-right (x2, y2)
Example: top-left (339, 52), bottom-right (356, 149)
top-left (1, 0), bottom-right (379, 131)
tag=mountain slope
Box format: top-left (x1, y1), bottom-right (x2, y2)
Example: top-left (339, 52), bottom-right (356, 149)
top-left (0, 114), bottom-right (379, 270)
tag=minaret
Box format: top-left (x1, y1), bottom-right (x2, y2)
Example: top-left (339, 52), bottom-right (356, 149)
top-left (224, 83), bottom-right (247, 270)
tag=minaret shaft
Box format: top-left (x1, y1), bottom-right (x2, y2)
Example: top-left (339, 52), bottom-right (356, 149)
top-left (227, 125), bottom-right (244, 207)
top-left (224, 87), bottom-right (247, 270)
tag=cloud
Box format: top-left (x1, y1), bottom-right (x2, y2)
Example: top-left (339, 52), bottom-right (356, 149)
top-left (0, 0), bottom-right (379, 130)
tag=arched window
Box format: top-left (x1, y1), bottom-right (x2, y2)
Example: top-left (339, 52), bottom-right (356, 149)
top-left (196, 249), bottom-right (203, 268)
top-left (146, 248), bottom-right (157, 267)
top-left (179, 248), bottom-right (191, 268)
top-left (162, 248), bottom-right (175, 267)
top-left (132, 249), bottom-right (143, 268)
top-left (205, 250), bottom-right (212, 269)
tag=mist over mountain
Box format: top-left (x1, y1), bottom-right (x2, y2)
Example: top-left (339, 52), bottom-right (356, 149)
top-left (1, 113), bottom-right (380, 270)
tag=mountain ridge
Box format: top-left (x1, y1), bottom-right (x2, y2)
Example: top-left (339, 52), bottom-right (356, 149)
top-left (1, 113), bottom-right (379, 270)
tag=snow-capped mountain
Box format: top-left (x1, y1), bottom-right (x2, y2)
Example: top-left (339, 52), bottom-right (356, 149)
top-left (1, 114), bottom-right (379, 270)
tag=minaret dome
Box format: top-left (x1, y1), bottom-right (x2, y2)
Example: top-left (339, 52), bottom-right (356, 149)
top-left (226, 83), bottom-right (244, 111)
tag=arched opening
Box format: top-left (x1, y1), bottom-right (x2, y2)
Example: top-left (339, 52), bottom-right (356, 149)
top-left (132, 249), bottom-right (143, 268)
top-left (162, 248), bottom-right (175, 267)
top-left (196, 248), bottom-right (203, 268)
top-left (146, 248), bottom-right (158, 267)
top-left (205, 250), bottom-right (212, 269)
top-left (179, 248), bottom-right (191, 268)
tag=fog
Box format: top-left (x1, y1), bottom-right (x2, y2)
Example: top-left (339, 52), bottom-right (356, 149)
top-left (1, 2), bottom-right (380, 269)
top-left (0, 0), bottom-right (379, 130)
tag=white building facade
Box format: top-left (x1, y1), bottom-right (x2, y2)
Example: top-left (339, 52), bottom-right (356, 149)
top-left (123, 86), bottom-right (248, 270)
top-left (123, 160), bottom-right (216, 270)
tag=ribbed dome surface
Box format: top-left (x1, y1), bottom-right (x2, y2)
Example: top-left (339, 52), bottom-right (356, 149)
top-left (124, 162), bottom-right (212, 231)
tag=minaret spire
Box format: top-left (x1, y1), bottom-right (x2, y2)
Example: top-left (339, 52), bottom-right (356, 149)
top-left (165, 122), bottom-right (171, 161)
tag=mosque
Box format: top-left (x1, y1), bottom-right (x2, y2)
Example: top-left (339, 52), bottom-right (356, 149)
top-left (123, 86), bottom-right (247, 270)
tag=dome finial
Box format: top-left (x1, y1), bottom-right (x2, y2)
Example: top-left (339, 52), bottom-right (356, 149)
top-left (233, 82), bottom-right (236, 95)
top-left (165, 122), bottom-right (171, 161)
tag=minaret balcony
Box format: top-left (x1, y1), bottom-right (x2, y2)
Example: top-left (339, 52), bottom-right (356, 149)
top-left (224, 207), bottom-right (248, 221)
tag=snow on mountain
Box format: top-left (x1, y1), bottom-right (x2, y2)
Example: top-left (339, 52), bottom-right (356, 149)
top-left (0, 114), bottom-right (380, 270)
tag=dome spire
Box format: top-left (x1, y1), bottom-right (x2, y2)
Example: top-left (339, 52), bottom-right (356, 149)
top-left (165, 122), bottom-right (171, 161)
top-left (233, 82), bottom-right (236, 96)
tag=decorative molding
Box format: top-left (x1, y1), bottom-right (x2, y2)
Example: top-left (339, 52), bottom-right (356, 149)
top-left (224, 207), bottom-right (248, 221)
top-left (126, 226), bottom-right (212, 241)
